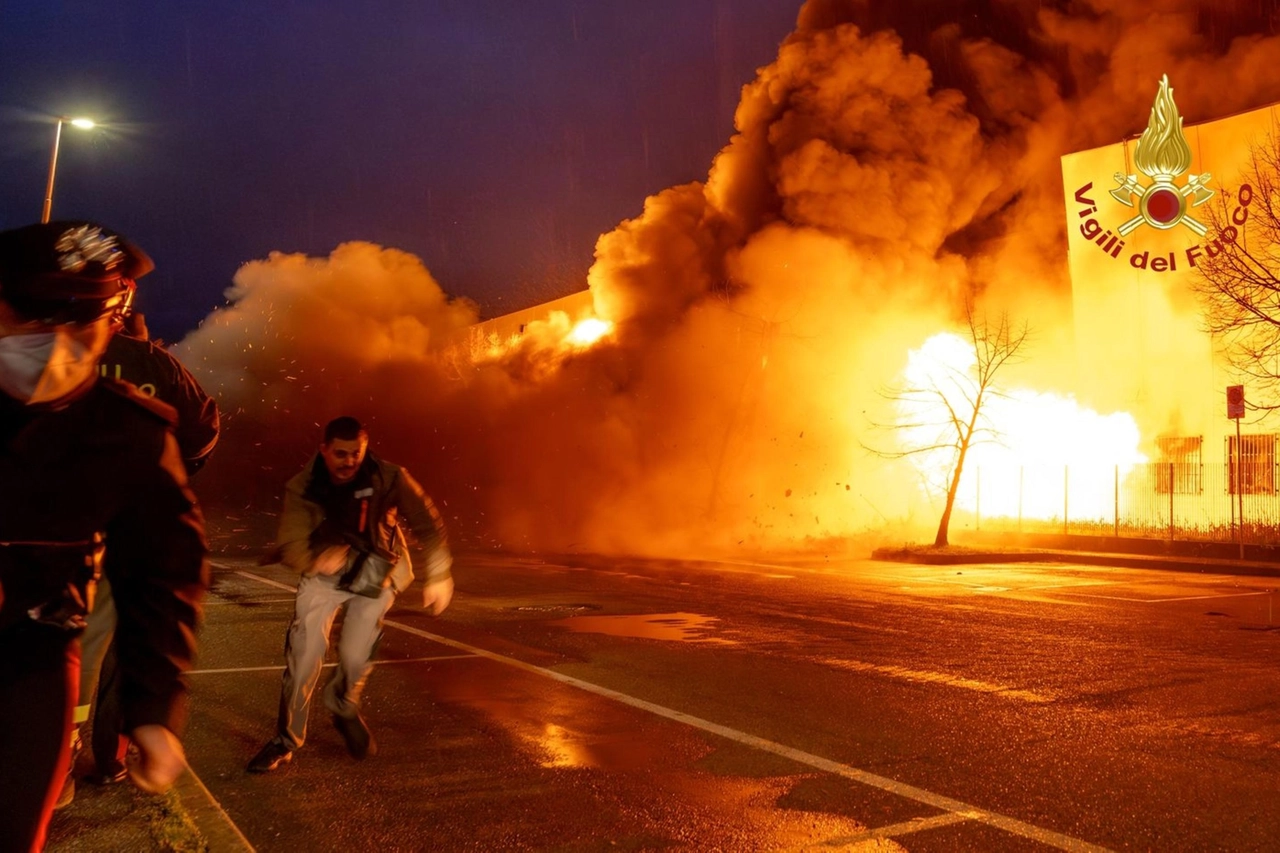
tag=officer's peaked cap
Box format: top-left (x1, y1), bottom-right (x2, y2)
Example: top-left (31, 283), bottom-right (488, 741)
top-left (0, 220), bottom-right (153, 304)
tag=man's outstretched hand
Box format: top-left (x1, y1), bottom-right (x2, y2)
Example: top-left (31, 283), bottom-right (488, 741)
top-left (129, 724), bottom-right (186, 794)
top-left (422, 576), bottom-right (454, 616)
top-left (311, 545), bottom-right (350, 576)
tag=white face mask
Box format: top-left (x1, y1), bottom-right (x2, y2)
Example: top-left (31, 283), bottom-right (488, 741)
top-left (0, 327), bottom-right (103, 405)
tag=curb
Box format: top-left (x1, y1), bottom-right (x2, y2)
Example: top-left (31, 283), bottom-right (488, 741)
top-left (870, 547), bottom-right (1280, 580)
top-left (175, 764), bottom-right (256, 852)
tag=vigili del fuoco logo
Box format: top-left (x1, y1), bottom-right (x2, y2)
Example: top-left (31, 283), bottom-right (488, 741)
top-left (1072, 75), bottom-right (1254, 273)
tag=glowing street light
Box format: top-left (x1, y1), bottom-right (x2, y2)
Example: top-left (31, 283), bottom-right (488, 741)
top-left (42, 116), bottom-right (97, 223)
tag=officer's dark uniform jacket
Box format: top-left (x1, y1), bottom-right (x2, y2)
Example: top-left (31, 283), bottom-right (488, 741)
top-left (0, 378), bottom-right (208, 733)
top-left (99, 333), bottom-right (220, 474)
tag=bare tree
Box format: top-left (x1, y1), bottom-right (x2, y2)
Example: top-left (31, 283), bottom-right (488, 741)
top-left (871, 303), bottom-right (1029, 547)
top-left (1190, 135), bottom-right (1280, 410)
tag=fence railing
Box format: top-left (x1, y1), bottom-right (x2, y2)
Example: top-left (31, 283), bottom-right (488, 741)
top-left (956, 463), bottom-right (1280, 546)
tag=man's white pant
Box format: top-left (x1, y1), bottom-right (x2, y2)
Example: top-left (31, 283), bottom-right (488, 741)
top-left (275, 573), bottom-right (394, 750)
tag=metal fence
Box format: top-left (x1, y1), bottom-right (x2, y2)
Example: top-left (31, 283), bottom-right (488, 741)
top-left (959, 463), bottom-right (1280, 546)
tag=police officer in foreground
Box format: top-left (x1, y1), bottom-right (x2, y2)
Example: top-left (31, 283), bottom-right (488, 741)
top-left (63, 309), bottom-right (220, 802)
top-left (0, 221), bottom-right (209, 852)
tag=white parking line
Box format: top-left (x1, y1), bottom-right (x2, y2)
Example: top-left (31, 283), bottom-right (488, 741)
top-left (233, 570), bottom-right (295, 592)
top-left (1019, 580), bottom-right (1125, 591)
top-left (189, 654), bottom-right (478, 675)
top-left (1057, 589), bottom-right (1271, 604)
top-left (231, 567), bottom-right (1112, 852)
top-left (204, 597), bottom-right (297, 605)
top-left (822, 658), bottom-right (1057, 703)
top-left (813, 811), bottom-right (974, 847)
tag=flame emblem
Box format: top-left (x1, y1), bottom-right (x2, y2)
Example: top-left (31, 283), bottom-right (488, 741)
top-left (1110, 75), bottom-right (1214, 236)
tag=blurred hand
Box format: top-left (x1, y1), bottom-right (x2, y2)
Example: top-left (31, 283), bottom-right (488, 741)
top-left (129, 725), bottom-right (185, 794)
top-left (312, 545), bottom-right (350, 576)
top-left (422, 576), bottom-right (454, 616)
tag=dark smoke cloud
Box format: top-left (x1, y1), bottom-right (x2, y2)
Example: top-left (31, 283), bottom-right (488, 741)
top-left (181, 0), bottom-right (1280, 558)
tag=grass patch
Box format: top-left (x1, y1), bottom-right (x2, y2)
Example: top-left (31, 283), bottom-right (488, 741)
top-left (46, 778), bottom-right (208, 852)
top-left (874, 543), bottom-right (998, 557)
top-left (137, 789), bottom-right (208, 853)
top-left (871, 541), bottom-right (1052, 564)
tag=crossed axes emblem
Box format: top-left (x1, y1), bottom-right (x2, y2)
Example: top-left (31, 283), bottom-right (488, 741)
top-left (1110, 171), bottom-right (1215, 237)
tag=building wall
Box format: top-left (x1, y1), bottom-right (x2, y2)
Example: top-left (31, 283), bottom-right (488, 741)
top-left (468, 289), bottom-right (594, 344)
top-left (1062, 98), bottom-right (1280, 462)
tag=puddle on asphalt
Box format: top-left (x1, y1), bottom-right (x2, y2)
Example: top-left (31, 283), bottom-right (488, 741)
top-left (549, 612), bottom-right (737, 645)
top-left (511, 603), bottom-right (602, 614)
top-left (427, 665), bottom-right (673, 770)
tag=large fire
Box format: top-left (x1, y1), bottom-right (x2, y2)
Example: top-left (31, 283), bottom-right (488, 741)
top-left (182, 3), bottom-right (1280, 557)
top-left (565, 317), bottom-right (614, 348)
top-left (898, 333), bottom-right (1146, 523)
top-left (472, 312), bottom-right (615, 363)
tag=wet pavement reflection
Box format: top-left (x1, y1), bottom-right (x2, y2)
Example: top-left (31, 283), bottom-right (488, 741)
top-left (418, 652), bottom-right (903, 851)
top-left (549, 611), bottom-right (738, 644)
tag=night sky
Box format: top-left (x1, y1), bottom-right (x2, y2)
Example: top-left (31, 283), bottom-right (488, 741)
top-left (0, 1), bottom-right (799, 342)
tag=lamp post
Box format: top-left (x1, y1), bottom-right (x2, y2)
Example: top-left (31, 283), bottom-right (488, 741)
top-left (41, 116), bottom-right (96, 223)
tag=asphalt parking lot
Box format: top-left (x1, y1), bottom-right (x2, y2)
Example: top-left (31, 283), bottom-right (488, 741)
top-left (49, 549), bottom-right (1280, 851)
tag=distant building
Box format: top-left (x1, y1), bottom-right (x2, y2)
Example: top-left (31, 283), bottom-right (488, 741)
top-left (468, 290), bottom-right (593, 353)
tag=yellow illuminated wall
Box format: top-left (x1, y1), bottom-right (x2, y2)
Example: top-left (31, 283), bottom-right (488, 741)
top-left (1062, 97), bottom-right (1280, 449)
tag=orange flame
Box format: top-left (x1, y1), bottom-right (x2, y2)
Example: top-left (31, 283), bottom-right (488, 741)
top-left (898, 333), bottom-right (1146, 520)
top-left (468, 312), bottom-right (615, 366)
top-left (565, 317), bottom-right (613, 348)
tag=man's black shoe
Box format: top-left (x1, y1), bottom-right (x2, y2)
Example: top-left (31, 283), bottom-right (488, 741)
top-left (87, 763), bottom-right (129, 785)
top-left (246, 740), bottom-right (294, 773)
top-left (54, 729), bottom-right (85, 809)
top-left (332, 712), bottom-right (377, 760)
top-left (53, 774), bottom-right (74, 810)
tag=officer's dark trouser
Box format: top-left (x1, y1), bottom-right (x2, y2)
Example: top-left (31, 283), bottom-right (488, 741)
top-left (76, 574), bottom-right (127, 774)
top-left (91, 638), bottom-right (127, 773)
top-left (0, 624), bottom-right (78, 853)
top-left (75, 576), bottom-right (116, 730)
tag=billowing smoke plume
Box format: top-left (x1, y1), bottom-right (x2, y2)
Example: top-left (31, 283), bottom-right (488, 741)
top-left (181, 0), bottom-right (1280, 558)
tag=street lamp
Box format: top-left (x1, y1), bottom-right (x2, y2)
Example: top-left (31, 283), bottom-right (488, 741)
top-left (41, 116), bottom-right (96, 223)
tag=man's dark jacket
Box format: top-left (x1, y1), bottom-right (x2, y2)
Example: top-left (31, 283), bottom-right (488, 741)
top-left (278, 453), bottom-right (451, 590)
